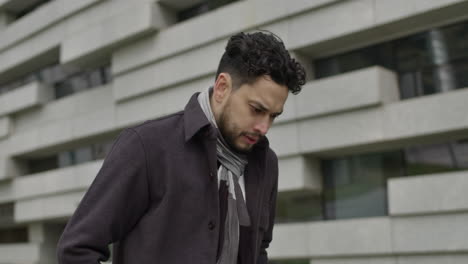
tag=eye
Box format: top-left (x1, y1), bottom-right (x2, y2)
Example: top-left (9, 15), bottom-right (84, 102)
top-left (251, 105), bottom-right (263, 114)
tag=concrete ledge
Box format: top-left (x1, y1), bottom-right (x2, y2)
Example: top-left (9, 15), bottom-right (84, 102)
top-left (0, 0), bottom-right (102, 53)
top-left (113, 40), bottom-right (223, 102)
top-left (11, 160), bottom-right (101, 202)
top-left (389, 171), bottom-right (468, 216)
top-left (113, 0), bottom-right (337, 75)
top-left (0, 115), bottom-right (10, 139)
top-left (272, 87), bottom-right (468, 157)
top-left (291, 66), bottom-right (399, 122)
top-left (270, 217), bottom-right (392, 259)
top-left (0, 243), bottom-right (41, 264)
top-left (62, 1), bottom-right (168, 65)
top-left (6, 85), bottom-right (116, 157)
top-left (396, 254), bottom-right (468, 264)
top-left (392, 212), bottom-right (468, 254)
top-left (307, 257), bottom-right (397, 264)
top-left (278, 155), bottom-right (322, 193)
top-left (0, 81), bottom-right (50, 116)
top-left (15, 190), bottom-right (85, 222)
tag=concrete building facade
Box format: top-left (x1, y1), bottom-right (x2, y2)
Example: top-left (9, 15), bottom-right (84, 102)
top-left (0, 0), bottom-right (468, 263)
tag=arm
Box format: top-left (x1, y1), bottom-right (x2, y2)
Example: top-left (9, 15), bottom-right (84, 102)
top-left (57, 129), bottom-right (150, 263)
top-left (257, 151), bottom-right (279, 264)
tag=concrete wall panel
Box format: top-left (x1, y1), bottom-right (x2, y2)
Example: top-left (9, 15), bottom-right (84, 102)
top-left (15, 191), bottom-right (85, 222)
top-left (389, 171), bottom-right (468, 216)
top-left (0, 243), bottom-right (41, 264)
top-left (0, 81), bottom-right (50, 116)
top-left (61, 1), bottom-right (163, 65)
top-left (392, 213), bottom-right (468, 253)
top-left (278, 155), bottom-right (322, 192)
top-left (270, 217), bottom-right (392, 258)
top-left (0, 115), bottom-right (10, 139)
top-left (0, 0), bottom-right (102, 52)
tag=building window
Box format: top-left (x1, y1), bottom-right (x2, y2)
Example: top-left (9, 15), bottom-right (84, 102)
top-left (26, 139), bottom-right (114, 175)
top-left (275, 191), bottom-right (323, 223)
top-left (314, 19), bottom-right (468, 99)
top-left (54, 64), bottom-right (112, 99)
top-left (322, 151), bottom-right (403, 220)
top-left (0, 227), bottom-right (28, 244)
top-left (177, 0), bottom-right (239, 22)
top-left (0, 62), bottom-right (112, 99)
top-left (3, 0), bottom-right (53, 23)
top-left (277, 139), bottom-right (468, 223)
top-left (0, 203), bottom-right (14, 226)
top-left (270, 260), bottom-right (309, 264)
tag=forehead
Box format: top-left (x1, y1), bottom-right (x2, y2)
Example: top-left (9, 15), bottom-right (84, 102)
top-left (234, 76), bottom-right (289, 112)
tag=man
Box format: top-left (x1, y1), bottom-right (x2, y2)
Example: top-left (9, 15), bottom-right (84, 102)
top-left (57, 31), bottom-right (305, 264)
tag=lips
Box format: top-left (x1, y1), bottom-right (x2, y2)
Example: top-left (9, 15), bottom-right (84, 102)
top-left (243, 134), bottom-right (259, 144)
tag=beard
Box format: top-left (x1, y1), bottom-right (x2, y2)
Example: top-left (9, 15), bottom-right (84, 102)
top-left (218, 110), bottom-right (251, 154)
top-left (217, 103), bottom-right (264, 154)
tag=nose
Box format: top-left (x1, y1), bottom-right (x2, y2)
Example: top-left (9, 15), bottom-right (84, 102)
top-left (253, 118), bottom-right (270, 136)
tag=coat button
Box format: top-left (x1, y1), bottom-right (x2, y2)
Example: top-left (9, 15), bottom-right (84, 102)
top-left (208, 221), bottom-right (216, 230)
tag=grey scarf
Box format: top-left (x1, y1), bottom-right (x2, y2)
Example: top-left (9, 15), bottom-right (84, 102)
top-left (197, 88), bottom-right (251, 264)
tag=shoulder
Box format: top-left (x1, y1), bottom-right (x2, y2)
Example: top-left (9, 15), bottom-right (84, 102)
top-left (126, 111), bottom-right (185, 142)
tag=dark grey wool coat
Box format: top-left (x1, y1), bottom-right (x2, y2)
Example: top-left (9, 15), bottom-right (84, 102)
top-left (57, 93), bottom-right (279, 264)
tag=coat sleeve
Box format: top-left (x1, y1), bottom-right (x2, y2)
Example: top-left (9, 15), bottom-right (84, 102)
top-left (57, 129), bottom-right (150, 264)
top-left (257, 151), bottom-right (279, 264)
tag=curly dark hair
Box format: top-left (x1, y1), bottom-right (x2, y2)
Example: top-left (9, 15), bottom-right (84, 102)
top-left (216, 31), bottom-right (306, 94)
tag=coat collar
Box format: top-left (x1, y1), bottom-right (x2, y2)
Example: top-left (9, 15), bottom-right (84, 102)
top-left (183, 92), bottom-right (270, 150)
top-left (183, 92), bottom-right (213, 142)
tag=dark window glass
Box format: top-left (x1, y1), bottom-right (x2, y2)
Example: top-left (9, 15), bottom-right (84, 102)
top-left (25, 138), bottom-right (115, 175)
top-left (28, 156), bottom-right (58, 174)
top-left (177, 0), bottom-right (239, 22)
top-left (322, 152), bottom-right (403, 220)
top-left (54, 64), bottom-right (111, 99)
top-left (314, 19), bottom-right (468, 99)
top-left (8, 0), bottom-right (53, 21)
top-left (0, 203), bottom-right (14, 226)
top-left (75, 147), bottom-right (93, 164)
top-left (275, 191), bottom-right (323, 223)
top-left (58, 151), bottom-right (74, 168)
top-left (404, 140), bottom-right (468, 175)
top-left (0, 62), bottom-right (111, 99)
top-left (0, 227), bottom-right (28, 244)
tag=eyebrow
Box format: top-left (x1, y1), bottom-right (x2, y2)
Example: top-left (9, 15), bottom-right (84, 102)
top-left (250, 101), bottom-right (283, 116)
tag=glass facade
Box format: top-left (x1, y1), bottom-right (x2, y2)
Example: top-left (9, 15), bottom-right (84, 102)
top-left (0, 63), bottom-right (112, 99)
top-left (322, 152), bottom-right (403, 220)
top-left (27, 139), bottom-right (114, 175)
top-left (315, 19), bottom-right (468, 99)
top-left (0, 203), bottom-right (14, 226)
top-left (177, 0), bottom-right (239, 22)
top-left (279, 139), bottom-right (468, 222)
top-left (0, 227), bottom-right (28, 244)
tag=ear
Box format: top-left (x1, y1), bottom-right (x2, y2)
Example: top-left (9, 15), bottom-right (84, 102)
top-left (213, 73), bottom-right (233, 103)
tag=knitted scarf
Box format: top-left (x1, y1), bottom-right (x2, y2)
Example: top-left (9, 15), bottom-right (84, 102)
top-left (197, 88), bottom-right (251, 264)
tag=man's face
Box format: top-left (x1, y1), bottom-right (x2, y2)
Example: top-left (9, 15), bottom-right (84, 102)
top-left (217, 76), bottom-right (288, 153)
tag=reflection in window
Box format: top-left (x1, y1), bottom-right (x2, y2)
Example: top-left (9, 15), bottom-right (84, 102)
top-left (276, 139), bottom-right (468, 223)
top-left (404, 140), bottom-right (468, 175)
top-left (0, 63), bottom-right (112, 99)
top-left (26, 139), bottom-right (114, 175)
top-left (314, 19), bottom-right (468, 100)
top-left (177, 0), bottom-right (239, 22)
top-left (0, 203), bottom-right (14, 226)
top-left (276, 191), bottom-right (323, 223)
top-left (322, 152), bottom-right (403, 220)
